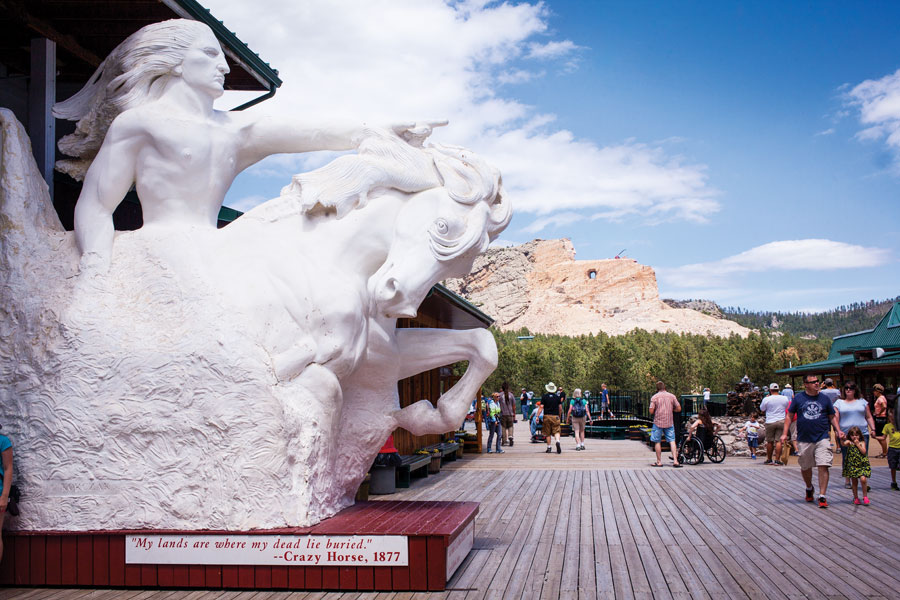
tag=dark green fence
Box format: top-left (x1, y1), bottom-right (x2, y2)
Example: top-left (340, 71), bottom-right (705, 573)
top-left (680, 393), bottom-right (728, 417)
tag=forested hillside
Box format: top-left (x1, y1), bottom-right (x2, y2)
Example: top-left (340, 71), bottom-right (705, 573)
top-left (722, 297), bottom-right (899, 339)
top-left (476, 328), bottom-right (830, 397)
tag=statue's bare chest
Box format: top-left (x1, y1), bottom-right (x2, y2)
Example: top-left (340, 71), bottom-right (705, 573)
top-left (144, 120), bottom-right (237, 172)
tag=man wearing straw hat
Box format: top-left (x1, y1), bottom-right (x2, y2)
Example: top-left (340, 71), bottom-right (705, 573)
top-left (541, 382), bottom-right (563, 454)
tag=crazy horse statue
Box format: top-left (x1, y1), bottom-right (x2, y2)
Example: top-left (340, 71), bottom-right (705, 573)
top-left (0, 19), bottom-right (509, 531)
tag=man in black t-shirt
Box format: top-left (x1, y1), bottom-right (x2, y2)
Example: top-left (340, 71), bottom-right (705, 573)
top-left (541, 382), bottom-right (563, 454)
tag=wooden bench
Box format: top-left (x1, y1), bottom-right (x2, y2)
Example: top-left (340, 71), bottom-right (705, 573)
top-left (423, 441), bottom-right (460, 465)
top-left (437, 441), bottom-right (459, 463)
top-left (396, 454), bottom-right (431, 488)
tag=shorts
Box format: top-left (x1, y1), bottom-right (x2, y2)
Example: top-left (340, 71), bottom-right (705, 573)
top-left (887, 447), bottom-right (900, 470)
top-left (764, 421), bottom-right (784, 443)
top-left (501, 415), bottom-right (515, 429)
top-left (747, 436), bottom-right (759, 449)
top-left (789, 420), bottom-right (797, 442)
top-left (543, 415), bottom-right (561, 437)
top-left (650, 424), bottom-right (675, 443)
top-left (874, 417), bottom-right (888, 437)
top-left (798, 439), bottom-right (833, 470)
top-left (571, 416), bottom-right (586, 437)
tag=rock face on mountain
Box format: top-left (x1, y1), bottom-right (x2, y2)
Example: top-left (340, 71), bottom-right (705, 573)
top-left (662, 298), bottom-right (726, 319)
top-left (444, 239), bottom-right (750, 337)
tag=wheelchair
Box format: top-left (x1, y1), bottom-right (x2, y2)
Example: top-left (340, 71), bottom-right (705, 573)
top-left (677, 427), bottom-right (727, 465)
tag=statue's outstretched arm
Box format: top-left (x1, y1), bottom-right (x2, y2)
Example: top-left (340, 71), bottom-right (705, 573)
top-left (236, 115), bottom-right (371, 170)
top-left (74, 115), bottom-right (141, 274)
top-left (235, 115), bottom-right (442, 171)
top-left (391, 327), bottom-right (498, 435)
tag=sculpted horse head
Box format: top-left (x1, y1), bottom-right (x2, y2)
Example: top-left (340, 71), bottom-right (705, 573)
top-left (367, 144), bottom-right (511, 318)
top-left (232, 137), bottom-right (508, 380)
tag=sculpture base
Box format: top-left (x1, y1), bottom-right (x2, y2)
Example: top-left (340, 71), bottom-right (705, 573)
top-left (0, 501), bottom-right (477, 592)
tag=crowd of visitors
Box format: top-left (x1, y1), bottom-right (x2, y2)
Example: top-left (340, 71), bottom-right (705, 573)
top-left (481, 375), bottom-right (899, 508)
top-left (483, 380), bottom-right (617, 453)
top-left (775, 375), bottom-right (900, 508)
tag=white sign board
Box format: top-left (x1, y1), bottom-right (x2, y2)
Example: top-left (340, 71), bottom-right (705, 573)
top-left (125, 534), bottom-right (408, 566)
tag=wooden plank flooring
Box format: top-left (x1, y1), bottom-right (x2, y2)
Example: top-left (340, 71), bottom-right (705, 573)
top-left (3, 423), bottom-right (899, 599)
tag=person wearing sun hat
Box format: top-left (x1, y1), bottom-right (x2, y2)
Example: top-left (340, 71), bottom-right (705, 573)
top-left (782, 383), bottom-right (794, 400)
top-left (760, 382), bottom-right (789, 465)
top-left (541, 382), bottom-right (563, 454)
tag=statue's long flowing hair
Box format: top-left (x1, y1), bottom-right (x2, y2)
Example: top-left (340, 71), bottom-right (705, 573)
top-left (52, 19), bottom-right (210, 180)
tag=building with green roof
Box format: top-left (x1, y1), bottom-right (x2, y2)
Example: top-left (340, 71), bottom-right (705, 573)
top-left (776, 302), bottom-right (900, 398)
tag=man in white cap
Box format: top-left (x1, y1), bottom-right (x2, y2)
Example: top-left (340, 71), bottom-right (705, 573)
top-left (541, 382), bottom-right (563, 454)
top-left (760, 383), bottom-right (789, 465)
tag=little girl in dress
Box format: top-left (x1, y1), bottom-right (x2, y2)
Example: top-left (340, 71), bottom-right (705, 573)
top-left (841, 426), bottom-right (872, 505)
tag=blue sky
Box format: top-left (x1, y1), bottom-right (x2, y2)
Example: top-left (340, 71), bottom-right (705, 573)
top-left (208, 0), bottom-right (899, 313)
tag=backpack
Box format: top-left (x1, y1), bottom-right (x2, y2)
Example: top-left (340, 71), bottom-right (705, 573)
top-left (571, 398), bottom-right (586, 418)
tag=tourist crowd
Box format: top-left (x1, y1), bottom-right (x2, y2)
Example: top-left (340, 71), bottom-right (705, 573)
top-left (479, 376), bottom-right (900, 508)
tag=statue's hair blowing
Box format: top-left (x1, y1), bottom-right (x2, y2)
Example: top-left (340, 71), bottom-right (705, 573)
top-left (52, 19), bottom-right (212, 179)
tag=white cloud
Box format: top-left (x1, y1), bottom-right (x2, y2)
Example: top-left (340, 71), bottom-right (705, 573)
top-left (497, 69), bottom-right (544, 85)
top-left (487, 135), bottom-right (719, 231)
top-left (521, 211), bottom-right (583, 233)
top-left (815, 128), bottom-right (835, 136)
top-left (660, 239), bottom-right (893, 289)
top-left (527, 40), bottom-right (580, 60)
top-left (207, 0), bottom-right (718, 222)
top-left (845, 67), bottom-right (900, 172)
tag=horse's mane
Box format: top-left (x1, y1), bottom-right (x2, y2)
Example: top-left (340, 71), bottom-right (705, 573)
top-left (279, 131), bottom-right (504, 219)
top-left (250, 134), bottom-right (510, 259)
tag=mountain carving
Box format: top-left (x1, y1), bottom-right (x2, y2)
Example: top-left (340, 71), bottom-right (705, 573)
top-left (444, 239), bottom-right (750, 337)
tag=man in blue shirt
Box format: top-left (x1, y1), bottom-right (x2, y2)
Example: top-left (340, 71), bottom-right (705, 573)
top-left (781, 375), bottom-right (843, 508)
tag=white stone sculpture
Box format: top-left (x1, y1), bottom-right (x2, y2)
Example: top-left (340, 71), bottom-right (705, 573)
top-left (0, 19), bottom-right (509, 531)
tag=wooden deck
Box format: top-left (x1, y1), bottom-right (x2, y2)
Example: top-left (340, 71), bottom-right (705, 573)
top-left (2, 423), bottom-right (899, 599)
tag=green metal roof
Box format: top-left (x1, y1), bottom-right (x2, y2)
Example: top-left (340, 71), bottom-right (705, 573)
top-left (776, 355), bottom-right (854, 375)
top-left (864, 302), bottom-right (900, 350)
top-left (428, 284), bottom-right (494, 327)
top-left (778, 302), bottom-right (900, 375)
top-left (828, 329), bottom-right (874, 359)
top-left (217, 205), bottom-right (243, 223)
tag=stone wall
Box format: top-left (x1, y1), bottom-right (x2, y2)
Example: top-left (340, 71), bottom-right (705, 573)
top-left (711, 416), bottom-right (770, 457)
